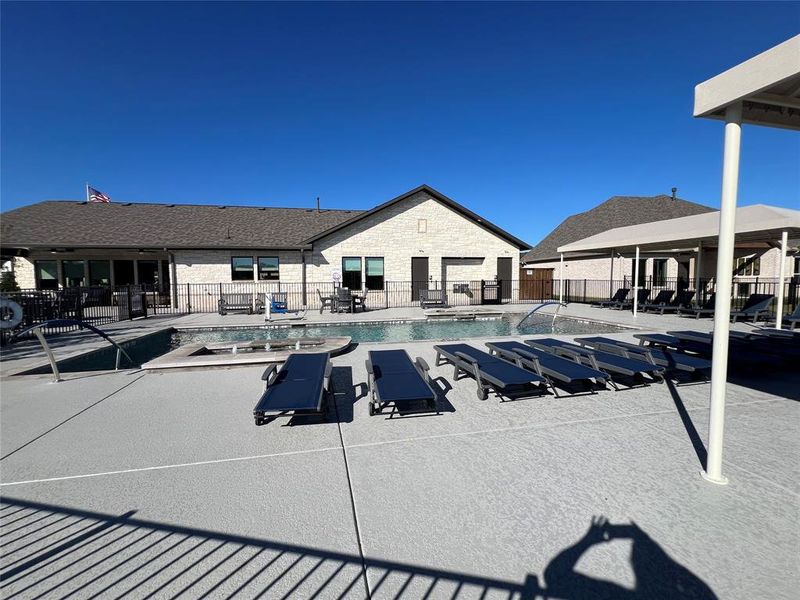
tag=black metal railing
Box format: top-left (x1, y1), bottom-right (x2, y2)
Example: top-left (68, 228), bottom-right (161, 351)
top-left (2, 277), bottom-right (797, 344)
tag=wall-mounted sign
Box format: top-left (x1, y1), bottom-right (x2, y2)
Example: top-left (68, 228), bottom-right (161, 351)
top-left (331, 268), bottom-right (342, 283)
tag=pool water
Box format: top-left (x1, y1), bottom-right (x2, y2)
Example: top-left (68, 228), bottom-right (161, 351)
top-left (176, 313), bottom-right (626, 346)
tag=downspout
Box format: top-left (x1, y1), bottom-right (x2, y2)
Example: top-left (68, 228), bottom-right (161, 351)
top-left (301, 247), bottom-right (307, 307)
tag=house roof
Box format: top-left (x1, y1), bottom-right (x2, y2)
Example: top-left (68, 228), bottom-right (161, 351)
top-left (0, 201), bottom-right (362, 250)
top-left (306, 184), bottom-right (531, 250)
top-left (521, 195), bottom-right (715, 264)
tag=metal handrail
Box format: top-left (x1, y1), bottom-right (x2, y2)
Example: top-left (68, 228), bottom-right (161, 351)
top-left (517, 301), bottom-right (568, 329)
top-left (9, 319), bottom-right (135, 383)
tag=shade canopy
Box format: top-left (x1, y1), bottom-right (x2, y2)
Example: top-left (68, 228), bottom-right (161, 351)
top-left (694, 34), bottom-right (800, 131)
top-left (557, 204), bottom-right (800, 255)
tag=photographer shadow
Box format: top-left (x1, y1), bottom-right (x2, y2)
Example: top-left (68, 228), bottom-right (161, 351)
top-left (543, 517), bottom-right (718, 600)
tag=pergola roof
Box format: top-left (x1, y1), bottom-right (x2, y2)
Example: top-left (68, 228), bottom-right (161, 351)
top-left (694, 34), bottom-right (800, 131)
top-left (557, 204), bottom-right (800, 254)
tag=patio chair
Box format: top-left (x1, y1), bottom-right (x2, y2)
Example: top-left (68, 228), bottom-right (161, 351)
top-left (679, 293), bottom-right (716, 319)
top-left (366, 349), bottom-right (437, 416)
top-left (434, 343), bottom-right (548, 401)
top-left (253, 353), bottom-right (332, 425)
top-left (316, 289), bottom-right (334, 314)
top-left (525, 338), bottom-right (664, 387)
top-left (645, 289), bottom-right (695, 314)
top-left (485, 340), bottom-right (609, 395)
top-left (335, 287), bottom-right (354, 313)
top-left (638, 290), bottom-right (675, 312)
top-left (730, 293), bottom-right (774, 323)
top-left (592, 288), bottom-right (630, 308)
top-left (613, 288), bottom-right (651, 310)
top-left (575, 336), bottom-right (711, 379)
top-left (420, 289), bottom-right (449, 309)
top-left (270, 292), bottom-right (288, 314)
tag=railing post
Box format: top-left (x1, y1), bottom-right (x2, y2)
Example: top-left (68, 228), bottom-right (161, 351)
top-left (126, 285), bottom-right (133, 320)
top-left (186, 283), bottom-right (192, 314)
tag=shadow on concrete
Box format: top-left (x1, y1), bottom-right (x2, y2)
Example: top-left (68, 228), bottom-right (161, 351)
top-left (0, 499), bottom-right (717, 599)
top-left (665, 379), bottom-right (708, 470)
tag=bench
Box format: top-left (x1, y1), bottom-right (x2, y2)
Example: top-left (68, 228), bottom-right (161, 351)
top-left (218, 293), bottom-right (265, 315)
top-left (420, 289), bottom-right (449, 309)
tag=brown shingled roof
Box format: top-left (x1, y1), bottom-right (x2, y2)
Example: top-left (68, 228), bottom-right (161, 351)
top-left (521, 195), bottom-right (715, 264)
top-left (0, 201), bottom-right (363, 250)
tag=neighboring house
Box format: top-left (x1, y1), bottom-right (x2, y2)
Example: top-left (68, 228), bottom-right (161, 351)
top-left (521, 193), bottom-right (797, 298)
top-left (0, 185), bottom-right (529, 306)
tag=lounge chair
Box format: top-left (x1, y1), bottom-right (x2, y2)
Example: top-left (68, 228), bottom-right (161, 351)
top-left (270, 292), bottom-right (288, 314)
top-left (575, 336), bottom-right (711, 378)
top-left (592, 288), bottom-right (630, 308)
top-left (366, 350), bottom-right (437, 416)
top-left (253, 353), bottom-right (332, 425)
top-left (679, 293), bottom-right (716, 319)
top-left (638, 290), bottom-right (675, 312)
top-left (316, 289), bottom-right (334, 314)
top-left (730, 293), bottom-right (774, 323)
top-left (525, 338), bottom-right (664, 386)
top-left (485, 340), bottom-right (609, 394)
top-left (783, 304), bottom-right (800, 330)
top-left (420, 289), bottom-right (449, 309)
top-left (434, 343), bottom-right (548, 400)
top-left (613, 288), bottom-right (651, 310)
top-left (643, 289), bottom-right (695, 314)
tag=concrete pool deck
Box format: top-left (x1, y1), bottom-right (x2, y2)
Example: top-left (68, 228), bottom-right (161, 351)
top-left (1, 307), bottom-right (798, 598)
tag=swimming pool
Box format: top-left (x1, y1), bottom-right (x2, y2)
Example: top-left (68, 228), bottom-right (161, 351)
top-left (176, 313), bottom-right (627, 346)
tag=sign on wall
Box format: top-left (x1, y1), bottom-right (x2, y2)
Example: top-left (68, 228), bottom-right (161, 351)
top-left (331, 268), bottom-right (342, 284)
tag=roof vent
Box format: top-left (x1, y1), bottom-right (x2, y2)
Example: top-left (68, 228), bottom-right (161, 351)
top-left (122, 203), bottom-right (132, 206)
top-left (218, 205), bottom-right (226, 209)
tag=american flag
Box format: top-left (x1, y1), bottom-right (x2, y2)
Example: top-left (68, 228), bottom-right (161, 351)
top-left (88, 186), bottom-right (111, 203)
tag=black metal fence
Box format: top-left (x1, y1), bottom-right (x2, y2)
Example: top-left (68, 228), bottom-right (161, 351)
top-left (2, 277), bottom-right (797, 343)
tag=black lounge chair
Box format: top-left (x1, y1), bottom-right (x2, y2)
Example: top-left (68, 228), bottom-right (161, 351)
top-left (434, 343), bottom-right (548, 400)
top-left (679, 293), bottom-right (716, 319)
top-left (592, 288), bottom-right (630, 308)
top-left (644, 289), bottom-right (695, 314)
top-left (253, 353), bottom-right (332, 425)
top-left (730, 294), bottom-right (774, 323)
top-left (638, 290), bottom-right (675, 312)
top-left (485, 340), bottom-right (609, 395)
top-left (783, 304), bottom-right (800, 330)
top-left (613, 288), bottom-right (651, 310)
top-left (575, 336), bottom-right (711, 378)
top-left (366, 349), bottom-right (437, 416)
top-left (525, 338), bottom-right (664, 387)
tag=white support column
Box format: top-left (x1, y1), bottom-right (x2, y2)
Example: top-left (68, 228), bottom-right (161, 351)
top-left (694, 242), bottom-right (703, 297)
top-left (633, 246), bottom-right (640, 317)
top-left (775, 231), bottom-right (788, 329)
top-left (703, 102), bottom-right (742, 486)
top-left (559, 253), bottom-right (564, 303)
top-left (609, 249), bottom-right (615, 298)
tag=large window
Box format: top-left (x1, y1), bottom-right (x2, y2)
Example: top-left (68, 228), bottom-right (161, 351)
top-left (365, 257), bottom-right (384, 290)
top-left (734, 255), bottom-right (760, 276)
top-left (62, 260), bottom-right (86, 287)
top-left (114, 260), bottom-right (135, 286)
top-left (231, 256), bottom-right (254, 281)
top-left (342, 257), bottom-right (362, 290)
top-left (89, 260), bottom-right (111, 286)
top-left (35, 260), bottom-right (58, 290)
top-left (653, 259), bottom-right (668, 286)
top-left (258, 256), bottom-right (279, 281)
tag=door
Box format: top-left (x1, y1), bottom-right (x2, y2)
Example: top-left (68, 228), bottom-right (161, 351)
top-left (411, 257), bottom-right (429, 303)
top-left (520, 268), bottom-right (553, 300)
top-left (497, 257), bottom-right (512, 300)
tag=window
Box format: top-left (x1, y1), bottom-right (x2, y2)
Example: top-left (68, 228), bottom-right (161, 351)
top-left (89, 260), bottom-right (111, 286)
top-left (35, 260), bottom-right (58, 290)
top-left (114, 260), bottom-right (135, 286)
top-left (231, 256), bottom-right (254, 281)
top-left (342, 257), bottom-right (362, 290)
top-left (418, 219), bottom-right (427, 233)
top-left (734, 256), bottom-right (760, 276)
top-left (365, 257), bottom-right (384, 290)
top-left (258, 256), bottom-right (279, 281)
top-left (653, 259), bottom-right (668, 286)
top-left (62, 260), bottom-right (86, 287)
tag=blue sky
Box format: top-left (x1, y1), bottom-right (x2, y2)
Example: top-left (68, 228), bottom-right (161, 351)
top-left (1, 1), bottom-right (798, 245)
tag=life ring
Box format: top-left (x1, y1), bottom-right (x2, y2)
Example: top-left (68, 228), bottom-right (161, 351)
top-left (0, 298), bottom-right (23, 329)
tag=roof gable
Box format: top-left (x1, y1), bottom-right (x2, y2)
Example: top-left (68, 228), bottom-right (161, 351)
top-left (521, 195), bottom-right (715, 263)
top-left (305, 184), bottom-right (531, 250)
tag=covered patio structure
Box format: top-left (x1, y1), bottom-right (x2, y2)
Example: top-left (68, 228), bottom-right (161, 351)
top-left (561, 34), bottom-right (800, 486)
